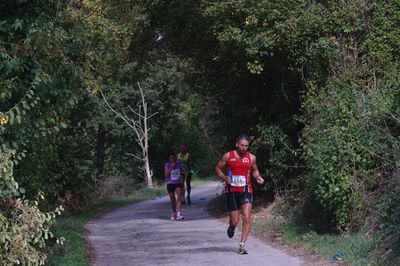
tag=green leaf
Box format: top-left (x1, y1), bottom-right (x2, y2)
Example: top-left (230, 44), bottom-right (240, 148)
top-left (12, 19), bottom-right (23, 31)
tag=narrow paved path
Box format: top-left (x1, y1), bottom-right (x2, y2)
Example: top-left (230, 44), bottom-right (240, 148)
top-left (85, 182), bottom-right (302, 266)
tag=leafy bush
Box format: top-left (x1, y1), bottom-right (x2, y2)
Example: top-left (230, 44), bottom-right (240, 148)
top-left (0, 148), bottom-right (62, 265)
top-left (253, 124), bottom-right (301, 194)
top-left (298, 1), bottom-right (400, 231)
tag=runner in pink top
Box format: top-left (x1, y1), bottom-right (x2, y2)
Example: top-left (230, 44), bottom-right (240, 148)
top-left (164, 154), bottom-right (185, 220)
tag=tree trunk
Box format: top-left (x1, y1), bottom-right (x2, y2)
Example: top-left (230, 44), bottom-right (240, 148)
top-left (100, 82), bottom-right (156, 188)
top-left (143, 154), bottom-right (153, 188)
top-left (140, 83), bottom-right (154, 188)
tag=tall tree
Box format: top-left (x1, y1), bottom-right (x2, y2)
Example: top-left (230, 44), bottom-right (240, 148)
top-left (101, 83), bottom-right (157, 188)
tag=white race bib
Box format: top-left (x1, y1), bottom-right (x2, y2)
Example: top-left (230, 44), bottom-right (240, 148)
top-left (230, 175), bottom-right (246, 187)
top-left (170, 169), bottom-right (181, 181)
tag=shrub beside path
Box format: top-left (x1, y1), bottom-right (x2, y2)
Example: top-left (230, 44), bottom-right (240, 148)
top-left (85, 182), bottom-right (302, 266)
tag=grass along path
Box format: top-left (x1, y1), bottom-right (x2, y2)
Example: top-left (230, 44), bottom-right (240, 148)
top-left (206, 193), bottom-right (373, 265)
top-left (252, 212), bottom-right (377, 265)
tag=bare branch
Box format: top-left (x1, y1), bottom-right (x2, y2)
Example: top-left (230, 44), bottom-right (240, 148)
top-left (147, 112), bottom-right (158, 120)
top-left (127, 104), bottom-right (144, 118)
top-left (100, 90), bottom-right (132, 127)
top-left (390, 113), bottom-right (400, 125)
top-left (100, 84), bottom-right (155, 188)
top-left (125, 152), bottom-right (144, 161)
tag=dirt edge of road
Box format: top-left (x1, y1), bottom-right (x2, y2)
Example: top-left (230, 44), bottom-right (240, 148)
top-left (206, 194), bottom-right (341, 266)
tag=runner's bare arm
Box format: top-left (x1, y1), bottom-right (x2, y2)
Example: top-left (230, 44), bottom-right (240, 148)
top-left (164, 162), bottom-right (176, 177)
top-left (215, 152), bottom-right (231, 184)
top-left (250, 154), bottom-right (264, 184)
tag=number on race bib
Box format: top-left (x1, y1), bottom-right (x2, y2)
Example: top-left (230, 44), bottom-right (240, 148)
top-left (230, 175), bottom-right (246, 187)
top-left (170, 169), bottom-right (181, 181)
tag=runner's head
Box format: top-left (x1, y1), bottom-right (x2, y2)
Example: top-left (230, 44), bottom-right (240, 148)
top-left (179, 144), bottom-right (187, 153)
top-left (235, 134), bottom-right (251, 155)
top-left (168, 154), bottom-right (176, 163)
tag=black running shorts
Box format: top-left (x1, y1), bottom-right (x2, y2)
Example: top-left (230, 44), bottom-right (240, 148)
top-left (167, 183), bottom-right (182, 193)
top-left (226, 192), bottom-right (253, 211)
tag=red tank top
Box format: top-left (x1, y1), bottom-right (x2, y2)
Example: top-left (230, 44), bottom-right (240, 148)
top-left (226, 151), bottom-right (253, 193)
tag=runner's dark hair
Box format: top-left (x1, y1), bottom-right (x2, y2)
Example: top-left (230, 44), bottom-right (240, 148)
top-left (236, 134), bottom-right (251, 143)
top-left (166, 153), bottom-right (176, 161)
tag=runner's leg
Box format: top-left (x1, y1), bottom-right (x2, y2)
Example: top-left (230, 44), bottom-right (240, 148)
top-left (168, 192), bottom-right (176, 213)
top-left (176, 185), bottom-right (183, 212)
top-left (186, 173), bottom-right (192, 204)
top-left (181, 176), bottom-right (186, 203)
top-left (240, 203), bottom-right (252, 244)
top-left (175, 185), bottom-right (184, 219)
top-left (229, 210), bottom-right (240, 227)
top-left (226, 192), bottom-right (239, 237)
top-left (227, 192), bottom-right (240, 227)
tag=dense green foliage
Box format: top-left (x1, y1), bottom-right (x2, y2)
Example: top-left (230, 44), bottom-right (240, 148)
top-left (1, 0), bottom-right (125, 200)
top-left (0, 148), bottom-right (62, 265)
top-left (1, 0), bottom-right (400, 264)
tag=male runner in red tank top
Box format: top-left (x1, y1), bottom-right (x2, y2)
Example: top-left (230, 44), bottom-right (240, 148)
top-left (215, 134), bottom-right (264, 255)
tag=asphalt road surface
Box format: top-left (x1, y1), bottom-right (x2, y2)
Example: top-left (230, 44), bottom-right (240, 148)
top-left (85, 182), bottom-right (302, 266)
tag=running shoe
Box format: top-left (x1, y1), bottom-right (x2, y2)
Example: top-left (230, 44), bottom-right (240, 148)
top-left (237, 243), bottom-right (248, 255)
top-left (187, 197), bottom-right (192, 205)
top-left (176, 211), bottom-right (184, 220)
top-left (170, 212), bottom-right (177, 221)
top-left (227, 225), bottom-right (235, 238)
